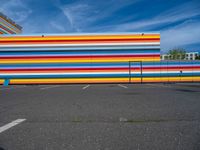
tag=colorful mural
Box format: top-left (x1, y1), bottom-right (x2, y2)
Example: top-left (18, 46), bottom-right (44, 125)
top-left (0, 33), bottom-right (199, 84)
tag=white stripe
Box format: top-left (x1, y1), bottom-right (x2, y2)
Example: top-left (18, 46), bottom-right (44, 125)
top-left (0, 42), bottom-right (160, 48)
top-left (82, 85), bottom-right (90, 89)
top-left (0, 119), bottom-right (26, 133)
top-left (132, 71), bottom-right (198, 74)
top-left (118, 84), bottom-right (128, 89)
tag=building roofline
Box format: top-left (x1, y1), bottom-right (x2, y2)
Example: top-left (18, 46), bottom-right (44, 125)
top-left (0, 32), bottom-right (160, 37)
top-left (0, 12), bottom-right (22, 30)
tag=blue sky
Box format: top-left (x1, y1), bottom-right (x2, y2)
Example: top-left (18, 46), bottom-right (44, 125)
top-left (0, 0), bottom-right (200, 53)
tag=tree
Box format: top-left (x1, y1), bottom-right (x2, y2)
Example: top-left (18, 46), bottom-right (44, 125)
top-left (168, 48), bottom-right (186, 60)
top-left (195, 55), bottom-right (200, 60)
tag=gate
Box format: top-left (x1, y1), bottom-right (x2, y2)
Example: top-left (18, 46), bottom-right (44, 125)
top-left (129, 61), bottom-right (143, 83)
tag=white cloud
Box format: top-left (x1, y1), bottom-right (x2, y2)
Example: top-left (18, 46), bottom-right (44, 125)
top-left (1, 0), bottom-right (200, 53)
top-left (109, 1), bottom-right (200, 31)
top-left (59, 0), bottom-right (140, 32)
top-left (88, 1), bottom-right (200, 52)
top-left (0, 0), bottom-right (32, 23)
top-left (60, 3), bottom-right (90, 32)
top-left (50, 21), bottom-right (66, 32)
top-left (161, 21), bottom-right (200, 52)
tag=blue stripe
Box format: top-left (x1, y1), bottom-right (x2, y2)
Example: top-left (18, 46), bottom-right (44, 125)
top-left (0, 74), bottom-right (129, 78)
top-left (0, 62), bottom-right (199, 68)
top-left (0, 46), bottom-right (160, 51)
top-left (0, 49), bottom-right (160, 55)
top-left (0, 72), bottom-right (199, 79)
top-left (0, 62), bottom-right (129, 67)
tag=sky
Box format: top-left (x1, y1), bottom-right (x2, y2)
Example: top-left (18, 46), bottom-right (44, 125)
top-left (0, 0), bottom-right (200, 53)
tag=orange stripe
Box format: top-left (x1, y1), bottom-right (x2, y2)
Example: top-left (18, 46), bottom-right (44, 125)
top-left (0, 39), bottom-right (160, 45)
top-left (0, 34), bottom-right (160, 40)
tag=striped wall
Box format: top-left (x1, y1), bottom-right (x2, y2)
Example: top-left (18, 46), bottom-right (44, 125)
top-left (0, 61), bottom-right (200, 84)
top-left (131, 61), bottom-right (200, 83)
top-left (0, 13), bottom-right (22, 34)
top-left (0, 33), bottom-right (160, 63)
top-left (0, 33), bottom-right (160, 64)
top-left (0, 32), bottom-right (199, 84)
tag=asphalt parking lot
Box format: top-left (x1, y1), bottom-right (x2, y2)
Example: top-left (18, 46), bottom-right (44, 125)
top-left (0, 83), bottom-right (200, 150)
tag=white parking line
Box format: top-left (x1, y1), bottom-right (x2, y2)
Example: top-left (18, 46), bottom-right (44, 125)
top-left (118, 84), bottom-right (128, 89)
top-left (40, 85), bottom-right (62, 90)
top-left (82, 85), bottom-right (90, 90)
top-left (0, 119), bottom-right (26, 133)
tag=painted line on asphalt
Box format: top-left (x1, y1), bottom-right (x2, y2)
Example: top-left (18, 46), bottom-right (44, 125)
top-left (82, 85), bottom-right (90, 90)
top-left (118, 84), bottom-right (128, 89)
top-left (0, 119), bottom-right (26, 133)
top-left (40, 85), bottom-right (62, 90)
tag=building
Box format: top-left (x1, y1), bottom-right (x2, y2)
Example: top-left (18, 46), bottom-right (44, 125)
top-left (0, 32), bottom-right (200, 85)
top-left (161, 52), bottom-right (199, 60)
top-left (185, 52), bottom-right (199, 60)
top-left (161, 54), bottom-right (170, 60)
top-left (0, 12), bottom-right (22, 34)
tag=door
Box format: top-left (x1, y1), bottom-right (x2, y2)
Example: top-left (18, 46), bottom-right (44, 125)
top-left (129, 61), bottom-right (142, 83)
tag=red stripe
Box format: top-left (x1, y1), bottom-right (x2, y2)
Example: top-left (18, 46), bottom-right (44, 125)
top-left (142, 66), bottom-right (200, 69)
top-left (0, 67), bottom-right (129, 71)
top-left (1, 66), bottom-right (199, 72)
top-left (0, 54), bottom-right (160, 59)
top-left (0, 38), bottom-right (160, 43)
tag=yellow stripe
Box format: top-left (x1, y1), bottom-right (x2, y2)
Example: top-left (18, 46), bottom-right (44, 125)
top-left (141, 77), bottom-right (177, 82)
top-left (9, 78), bottom-right (129, 84)
top-left (193, 76), bottom-right (200, 81)
top-left (0, 79), bottom-right (4, 84)
top-left (0, 58), bottom-right (160, 64)
top-left (0, 35), bottom-right (160, 41)
top-left (181, 76), bottom-right (200, 81)
top-left (1, 76), bottom-right (198, 85)
top-left (130, 78), bottom-right (142, 83)
top-left (139, 77), bottom-right (200, 82)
